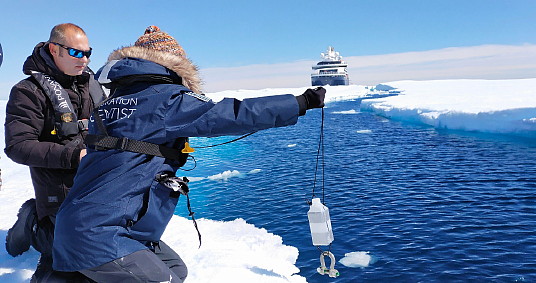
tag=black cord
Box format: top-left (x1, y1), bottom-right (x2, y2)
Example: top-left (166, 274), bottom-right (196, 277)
top-left (321, 108), bottom-right (325, 204)
top-left (308, 109), bottom-right (333, 257)
top-left (194, 132), bottom-right (257, 149)
top-left (185, 193), bottom-right (202, 249)
top-left (178, 132), bottom-right (255, 170)
top-left (177, 155), bottom-right (197, 171)
top-left (312, 108), bottom-right (325, 202)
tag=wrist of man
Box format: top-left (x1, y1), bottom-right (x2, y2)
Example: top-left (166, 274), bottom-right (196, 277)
top-left (295, 95), bottom-right (307, 116)
top-left (70, 148), bottom-right (82, 168)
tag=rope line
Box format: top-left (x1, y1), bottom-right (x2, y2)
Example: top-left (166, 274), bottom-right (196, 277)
top-left (194, 132), bottom-right (256, 149)
top-left (312, 108), bottom-right (325, 202)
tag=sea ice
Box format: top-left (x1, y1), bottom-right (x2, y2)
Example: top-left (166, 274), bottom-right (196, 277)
top-left (333, 109), bottom-right (359, 114)
top-left (339, 251), bottom-right (375, 268)
top-left (207, 170), bottom-right (242, 181)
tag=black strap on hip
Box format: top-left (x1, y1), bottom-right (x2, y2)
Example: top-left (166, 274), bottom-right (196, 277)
top-left (85, 108), bottom-right (188, 163)
top-left (85, 134), bottom-right (185, 161)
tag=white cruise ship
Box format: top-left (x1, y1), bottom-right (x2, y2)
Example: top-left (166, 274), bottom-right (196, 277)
top-left (311, 46), bottom-right (349, 86)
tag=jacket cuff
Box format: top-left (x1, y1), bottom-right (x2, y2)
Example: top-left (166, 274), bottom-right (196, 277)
top-left (295, 95), bottom-right (307, 116)
top-left (70, 148), bottom-right (82, 168)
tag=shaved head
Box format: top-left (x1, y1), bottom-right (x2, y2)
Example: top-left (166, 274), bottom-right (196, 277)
top-left (49, 23), bottom-right (86, 44)
top-left (48, 23), bottom-right (90, 76)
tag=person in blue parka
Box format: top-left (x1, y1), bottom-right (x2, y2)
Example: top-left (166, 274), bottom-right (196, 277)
top-left (52, 26), bottom-right (325, 282)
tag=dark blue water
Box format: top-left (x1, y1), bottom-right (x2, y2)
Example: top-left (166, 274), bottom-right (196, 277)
top-left (176, 100), bottom-right (536, 282)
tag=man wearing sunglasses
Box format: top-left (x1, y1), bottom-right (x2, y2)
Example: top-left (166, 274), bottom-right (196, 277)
top-left (4, 23), bottom-right (104, 282)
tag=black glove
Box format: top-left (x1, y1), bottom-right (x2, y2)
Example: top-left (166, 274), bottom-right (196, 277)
top-left (296, 87), bottom-right (326, 116)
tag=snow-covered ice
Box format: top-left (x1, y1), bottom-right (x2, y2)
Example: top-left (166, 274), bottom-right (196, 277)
top-left (1, 78), bottom-right (534, 282)
top-left (361, 79), bottom-right (536, 138)
top-left (0, 162), bottom-right (305, 282)
top-left (211, 79), bottom-right (536, 138)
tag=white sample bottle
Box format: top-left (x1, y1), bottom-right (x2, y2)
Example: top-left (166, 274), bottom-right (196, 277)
top-left (307, 198), bottom-right (334, 246)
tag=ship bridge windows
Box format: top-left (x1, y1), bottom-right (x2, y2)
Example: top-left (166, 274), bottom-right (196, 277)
top-left (319, 69), bottom-right (338, 74)
top-left (317, 61), bottom-right (342, 65)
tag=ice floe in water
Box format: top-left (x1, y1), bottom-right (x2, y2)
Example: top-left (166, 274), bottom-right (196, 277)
top-left (188, 169), bottom-right (262, 182)
top-left (207, 170), bottom-right (242, 181)
top-left (339, 251), bottom-right (376, 268)
top-left (333, 109), bottom-right (359, 114)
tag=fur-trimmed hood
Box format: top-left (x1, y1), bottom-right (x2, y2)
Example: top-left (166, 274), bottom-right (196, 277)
top-left (106, 46), bottom-right (202, 94)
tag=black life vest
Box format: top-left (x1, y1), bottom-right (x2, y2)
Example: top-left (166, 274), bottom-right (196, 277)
top-left (30, 70), bottom-right (105, 138)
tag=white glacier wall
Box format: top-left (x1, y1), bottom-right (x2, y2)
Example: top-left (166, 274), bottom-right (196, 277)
top-left (360, 79), bottom-right (536, 138)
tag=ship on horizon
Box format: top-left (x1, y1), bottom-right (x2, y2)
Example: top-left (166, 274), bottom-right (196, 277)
top-left (311, 46), bottom-right (349, 86)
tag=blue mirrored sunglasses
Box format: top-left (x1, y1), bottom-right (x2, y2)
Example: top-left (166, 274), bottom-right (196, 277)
top-left (51, 42), bottom-right (92, 59)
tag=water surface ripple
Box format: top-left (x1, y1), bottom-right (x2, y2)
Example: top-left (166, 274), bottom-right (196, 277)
top-left (176, 100), bottom-right (536, 282)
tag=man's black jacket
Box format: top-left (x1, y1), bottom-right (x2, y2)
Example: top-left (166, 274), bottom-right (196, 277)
top-left (4, 42), bottom-right (97, 219)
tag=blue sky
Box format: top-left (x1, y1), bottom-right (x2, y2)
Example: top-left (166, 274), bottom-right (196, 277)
top-left (1, 0), bottom-right (535, 95)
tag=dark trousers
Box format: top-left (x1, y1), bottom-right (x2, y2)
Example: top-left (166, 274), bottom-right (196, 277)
top-left (30, 216), bottom-right (92, 283)
top-left (80, 241), bottom-right (187, 283)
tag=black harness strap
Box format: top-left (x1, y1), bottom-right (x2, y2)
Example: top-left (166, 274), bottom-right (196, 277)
top-left (87, 71), bottom-right (106, 105)
top-left (85, 135), bottom-right (185, 161)
top-left (85, 108), bottom-right (187, 162)
top-left (31, 71), bottom-right (79, 137)
top-left (31, 70), bottom-right (106, 138)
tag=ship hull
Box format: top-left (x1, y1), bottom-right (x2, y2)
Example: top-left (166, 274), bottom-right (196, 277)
top-left (311, 75), bottom-right (349, 86)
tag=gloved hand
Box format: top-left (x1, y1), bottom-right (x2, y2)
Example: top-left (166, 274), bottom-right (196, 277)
top-left (296, 87), bottom-right (326, 115)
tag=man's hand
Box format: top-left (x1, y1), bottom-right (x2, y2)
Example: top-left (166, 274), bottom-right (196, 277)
top-left (296, 87), bottom-right (326, 115)
top-left (80, 149), bottom-right (87, 161)
top-left (302, 87), bottom-right (326, 109)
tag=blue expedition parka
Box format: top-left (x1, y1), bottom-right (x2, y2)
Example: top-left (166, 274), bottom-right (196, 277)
top-left (52, 46), bottom-right (300, 271)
